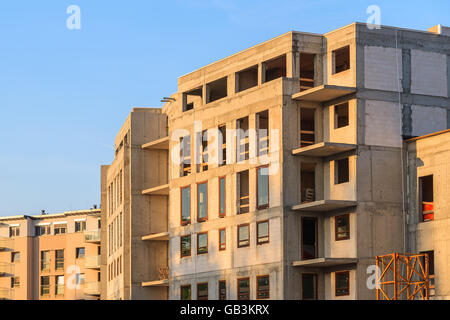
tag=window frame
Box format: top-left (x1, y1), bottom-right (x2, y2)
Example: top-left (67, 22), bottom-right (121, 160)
top-left (11, 252), bottom-right (20, 263)
top-left (197, 232), bottom-right (208, 255)
top-left (256, 165), bottom-right (270, 210)
top-left (180, 284), bottom-right (192, 300)
top-left (237, 224), bottom-right (250, 248)
top-left (197, 181), bottom-right (208, 222)
top-left (219, 228), bottom-right (226, 251)
top-left (257, 220), bottom-right (270, 245)
top-left (218, 176), bottom-right (226, 218)
top-left (180, 235), bottom-right (191, 258)
top-left (197, 282), bottom-right (209, 300)
top-left (237, 277), bottom-right (250, 300)
top-left (180, 186), bottom-right (191, 226)
top-left (219, 280), bottom-right (227, 300)
top-left (334, 102), bottom-right (349, 129)
top-left (256, 275), bottom-right (270, 300)
top-left (335, 271), bottom-right (350, 297)
top-left (335, 214), bottom-right (350, 241)
top-left (332, 45), bottom-right (351, 75)
top-left (335, 158), bottom-right (350, 185)
top-left (75, 247), bottom-right (85, 259)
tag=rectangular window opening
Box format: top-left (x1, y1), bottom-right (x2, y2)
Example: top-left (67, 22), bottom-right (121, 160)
top-left (257, 275), bottom-right (270, 299)
top-left (181, 186), bottom-right (191, 225)
top-left (335, 102), bottom-right (349, 129)
top-left (302, 274), bottom-right (317, 300)
top-left (219, 177), bottom-right (226, 217)
top-left (263, 55), bottom-right (286, 83)
top-left (219, 280), bottom-right (226, 300)
top-left (180, 135), bottom-right (191, 177)
top-left (236, 117), bottom-right (249, 162)
top-left (300, 53), bottom-right (315, 91)
top-left (237, 278), bottom-right (250, 300)
top-left (237, 171), bottom-right (249, 214)
top-left (197, 232), bottom-right (208, 254)
top-left (219, 125), bottom-right (227, 166)
top-left (335, 158), bottom-right (350, 184)
top-left (301, 162), bottom-right (316, 203)
top-left (182, 86), bottom-right (202, 112)
top-left (333, 46), bottom-right (350, 74)
top-left (302, 218), bottom-right (317, 260)
top-left (257, 110), bottom-right (269, 156)
top-left (237, 224), bottom-right (250, 248)
top-left (236, 65), bottom-right (258, 93)
top-left (257, 221), bottom-right (269, 245)
top-left (335, 271), bottom-right (350, 296)
top-left (206, 77), bottom-right (227, 103)
top-left (180, 235), bottom-right (191, 258)
top-left (219, 228), bottom-right (226, 251)
top-left (300, 108), bottom-right (315, 148)
top-left (181, 285), bottom-right (191, 300)
top-left (419, 175), bottom-right (434, 222)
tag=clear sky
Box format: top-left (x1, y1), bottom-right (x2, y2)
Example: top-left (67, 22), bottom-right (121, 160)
top-left (0, 0), bottom-right (448, 216)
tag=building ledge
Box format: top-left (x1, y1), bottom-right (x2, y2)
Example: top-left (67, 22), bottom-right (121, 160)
top-left (142, 279), bottom-right (169, 287)
top-left (292, 200), bottom-right (357, 212)
top-left (142, 184), bottom-right (169, 196)
top-left (292, 142), bottom-right (356, 157)
top-left (142, 136), bottom-right (169, 150)
top-left (142, 232), bottom-right (169, 241)
top-left (292, 85), bottom-right (356, 102)
top-left (293, 257), bottom-right (358, 268)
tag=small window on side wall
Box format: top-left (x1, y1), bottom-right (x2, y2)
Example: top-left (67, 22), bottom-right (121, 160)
top-left (419, 175), bottom-right (434, 222)
top-left (335, 214), bottom-right (350, 241)
top-left (333, 46), bottom-right (350, 74)
top-left (335, 158), bottom-right (350, 184)
top-left (334, 102), bottom-right (349, 128)
top-left (335, 271), bottom-right (350, 296)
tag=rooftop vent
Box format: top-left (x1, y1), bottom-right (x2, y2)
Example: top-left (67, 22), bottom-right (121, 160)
top-left (41, 210), bottom-right (47, 215)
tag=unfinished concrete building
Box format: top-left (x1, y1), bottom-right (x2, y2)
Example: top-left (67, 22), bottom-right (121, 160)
top-left (0, 209), bottom-right (101, 300)
top-left (102, 22), bottom-right (449, 300)
top-left (100, 108), bottom-right (169, 300)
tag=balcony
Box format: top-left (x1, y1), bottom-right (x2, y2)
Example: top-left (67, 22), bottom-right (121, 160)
top-left (292, 85), bottom-right (356, 103)
top-left (292, 200), bottom-right (357, 212)
top-left (84, 282), bottom-right (101, 296)
top-left (0, 237), bottom-right (12, 251)
top-left (84, 255), bottom-right (101, 269)
top-left (0, 262), bottom-right (13, 276)
top-left (142, 267), bottom-right (169, 287)
top-left (292, 142), bottom-right (357, 158)
top-left (0, 288), bottom-right (13, 300)
top-left (292, 257), bottom-right (358, 268)
top-left (142, 136), bottom-right (169, 150)
top-left (84, 230), bottom-right (101, 243)
top-left (142, 232), bottom-right (169, 241)
top-left (142, 184), bottom-right (169, 196)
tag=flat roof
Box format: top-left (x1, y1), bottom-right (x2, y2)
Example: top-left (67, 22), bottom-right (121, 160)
top-left (0, 209), bottom-right (100, 221)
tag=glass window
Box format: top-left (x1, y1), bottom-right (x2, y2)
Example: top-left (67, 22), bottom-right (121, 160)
top-left (219, 177), bottom-right (226, 217)
top-left (181, 285), bottom-right (191, 300)
top-left (55, 250), bottom-right (64, 270)
top-left (75, 221), bottom-right (86, 232)
top-left (181, 187), bottom-right (191, 225)
top-left (11, 252), bottom-right (20, 263)
top-left (197, 233), bottom-right (208, 254)
top-left (257, 166), bottom-right (269, 209)
top-left (9, 226), bottom-right (20, 237)
top-left (40, 251), bottom-right (50, 271)
top-left (181, 235), bottom-right (191, 257)
top-left (35, 225), bottom-right (50, 236)
top-left (54, 224), bottom-right (67, 235)
top-left (40, 276), bottom-right (50, 296)
top-left (219, 280), bottom-right (226, 300)
top-left (219, 228), bottom-right (226, 251)
top-left (55, 275), bottom-right (64, 296)
top-left (335, 271), bottom-right (350, 296)
top-left (257, 221), bottom-right (269, 245)
top-left (335, 215), bottom-right (350, 241)
top-left (257, 275), bottom-right (270, 299)
top-left (238, 278), bottom-right (250, 300)
top-left (238, 224), bottom-right (250, 248)
top-left (197, 283), bottom-right (208, 300)
top-left (11, 277), bottom-right (20, 289)
top-left (197, 182), bottom-right (208, 222)
top-left (76, 247), bottom-right (85, 259)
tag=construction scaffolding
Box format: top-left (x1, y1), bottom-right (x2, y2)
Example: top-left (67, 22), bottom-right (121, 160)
top-left (376, 253), bottom-right (430, 300)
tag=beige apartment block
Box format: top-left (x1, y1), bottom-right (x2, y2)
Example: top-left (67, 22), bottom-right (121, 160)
top-left (100, 108), bottom-right (169, 300)
top-left (406, 130), bottom-right (450, 300)
top-left (0, 209), bottom-right (101, 300)
top-left (102, 22), bottom-right (449, 300)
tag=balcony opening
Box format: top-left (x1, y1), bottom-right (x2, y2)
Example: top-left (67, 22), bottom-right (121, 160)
top-left (263, 55), bottom-right (286, 83)
top-left (206, 77), bottom-right (227, 103)
top-left (335, 158), bottom-right (349, 184)
top-left (236, 117), bottom-right (249, 162)
top-left (301, 273), bottom-right (317, 300)
top-left (196, 130), bottom-right (208, 172)
top-left (301, 217), bottom-right (317, 260)
top-left (237, 170), bottom-right (249, 214)
top-left (300, 53), bottom-right (315, 92)
top-left (219, 125), bottom-right (226, 166)
top-left (419, 175), bottom-right (434, 222)
top-left (301, 162), bottom-right (316, 203)
top-left (236, 65), bottom-right (258, 93)
top-left (300, 108), bottom-right (315, 148)
top-left (182, 86), bottom-right (202, 112)
top-left (333, 46), bottom-right (350, 74)
top-left (180, 135), bottom-right (191, 177)
top-left (334, 102), bottom-right (349, 129)
top-left (257, 110), bottom-right (269, 156)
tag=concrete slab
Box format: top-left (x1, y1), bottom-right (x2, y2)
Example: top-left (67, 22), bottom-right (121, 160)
top-left (292, 257), bottom-right (358, 268)
top-left (142, 184), bottom-right (169, 196)
top-left (142, 136), bottom-right (169, 150)
top-left (141, 279), bottom-right (169, 287)
top-left (141, 232), bottom-right (169, 241)
top-left (292, 142), bottom-right (356, 157)
top-left (292, 200), bottom-right (357, 212)
top-left (292, 85), bottom-right (356, 102)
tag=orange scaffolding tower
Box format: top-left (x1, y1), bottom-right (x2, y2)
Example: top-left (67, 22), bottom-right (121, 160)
top-left (376, 253), bottom-right (430, 300)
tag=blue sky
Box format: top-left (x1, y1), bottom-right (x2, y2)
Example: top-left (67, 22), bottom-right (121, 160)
top-left (0, 0), bottom-right (448, 216)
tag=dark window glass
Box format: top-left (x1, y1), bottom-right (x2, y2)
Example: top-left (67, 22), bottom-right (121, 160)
top-left (181, 236), bottom-right (191, 257)
top-left (302, 274), bottom-right (317, 300)
top-left (197, 233), bottom-right (208, 254)
top-left (219, 280), bottom-right (226, 300)
top-left (197, 283), bottom-right (208, 300)
top-left (257, 276), bottom-right (270, 299)
top-left (336, 158), bottom-right (349, 184)
top-left (335, 271), bottom-right (350, 296)
top-left (219, 177), bottom-right (226, 216)
top-left (335, 214), bottom-right (350, 241)
top-left (219, 229), bottom-right (226, 250)
top-left (238, 278), bottom-right (250, 300)
top-left (197, 183), bottom-right (208, 222)
top-left (181, 187), bottom-right (191, 225)
top-left (257, 221), bottom-right (269, 245)
top-left (181, 285), bottom-right (191, 300)
top-left (257, 167), bottom-right (269, 209)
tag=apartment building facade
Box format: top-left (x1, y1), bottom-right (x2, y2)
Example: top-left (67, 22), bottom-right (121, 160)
top-left (102, 22), bottom-right (450, 300)
top-left (100, 108), bottom-right (168, 300)
top-left (0, 209), bottom-right (101, 300)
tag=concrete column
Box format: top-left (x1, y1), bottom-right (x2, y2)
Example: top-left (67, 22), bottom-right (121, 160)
top-left (402, 49), bottom-right (411, 94)
top-left (258, 63), bottom-right (265, 85)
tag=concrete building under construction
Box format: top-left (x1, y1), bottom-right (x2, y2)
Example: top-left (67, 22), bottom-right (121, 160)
top-left (99, 22), bottom-right (450, 300)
